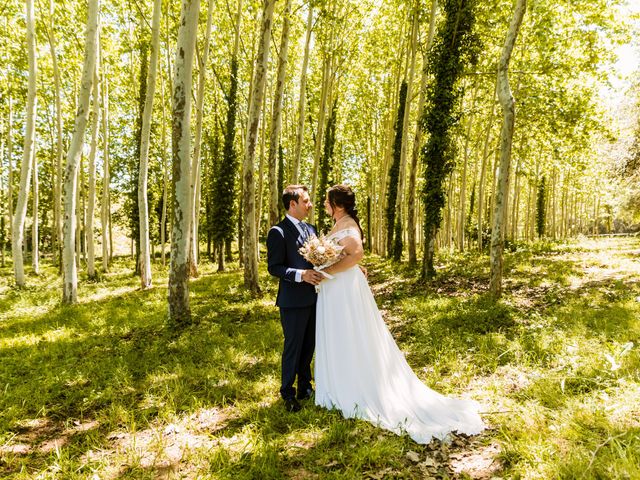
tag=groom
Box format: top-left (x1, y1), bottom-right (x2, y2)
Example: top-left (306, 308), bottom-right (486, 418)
top-left (267, 185), bottom-right (324, 412)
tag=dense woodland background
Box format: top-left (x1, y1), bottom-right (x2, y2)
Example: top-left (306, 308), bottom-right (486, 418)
top-left (1, 1), bottom-right (640, 478)
top-left (0, 0), bottom-right (639, 313)
top-left (0, 0), bottom-right (638, 301)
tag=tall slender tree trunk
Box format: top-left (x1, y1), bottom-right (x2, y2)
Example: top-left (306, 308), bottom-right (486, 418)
top-left (268, 0), bottom-right (293, 227)
top-left (256, 83), bottom-right (269, 242)
top-left (160, 61), bottom-right (168, 267)
top-left (47, 0), bottom-right (63, 268)
top-left (458, 86), bottom-right (477, 252)
top-left (243, 0), bottom-right (276, 293)
top-left (477, 86), bottom-right (497, 250)
top-left (168, 0), bottom-right (200, 326)
top-left (87, 54), bottom-right (100, 280)
top-left (31, 135), bottom-right (39, 274)
top-left (12, 0), bottom-right (38, 287)
top-left (7, 97), bottom-right (13, 254)
top-left (392, 5), bottom-right (420, 261)
top-left (101, 71), bottom-right (110, 271)
top-left (489, 0), bottom-right (526, 298)
top-left (187, 0), bottom-right (214, 277)
top-left (1, 140), bottom-right (5, 267)
top-left (310, 56), bottom-right (331, 221)
top-left (76, 156), bottom-right (83, 266)
top-left (138, 0), bottom-right (162, 289)
top-left (408, 0), bottom-right (437, 266)
top-left (291, 6), bottom-right (313, 184)
top-left (62, 0), bottom-right (100, 303)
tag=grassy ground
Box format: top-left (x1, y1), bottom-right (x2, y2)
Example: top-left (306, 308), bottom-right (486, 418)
top-left (0, 237), bottom-right (639, 479)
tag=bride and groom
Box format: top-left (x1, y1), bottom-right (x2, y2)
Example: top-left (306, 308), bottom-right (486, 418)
top-left (266, 184), bottom-right (485, 444)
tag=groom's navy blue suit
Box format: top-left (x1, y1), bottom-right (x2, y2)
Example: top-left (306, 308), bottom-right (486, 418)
top-left (267, 216), bottom-right (318, 400)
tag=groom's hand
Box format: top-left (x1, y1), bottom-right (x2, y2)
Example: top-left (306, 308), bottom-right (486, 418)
top-left (302, 269), bottom-right (324, 285)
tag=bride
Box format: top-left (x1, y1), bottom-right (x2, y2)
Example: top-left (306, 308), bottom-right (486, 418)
top-left (314, 184), bottom-right (485, 444)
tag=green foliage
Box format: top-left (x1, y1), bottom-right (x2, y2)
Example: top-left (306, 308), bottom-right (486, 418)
top-left (386, 80), bottom-right (407, 258)
top-left (316, 100), bottom-right (338, 234)
top-left (392, 211), bottom-right (403, 261)
top-left (537, 175), bottom-right (546, 238)
top-left (421, 0), bottom-right (479, 278)
top-left (211, 56), bottom-right (240, 249)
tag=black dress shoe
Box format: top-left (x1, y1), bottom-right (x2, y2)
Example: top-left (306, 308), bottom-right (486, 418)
top-left (297, 388), bottom-right (314, 401)
top-left (284, 397), bottom-right (301, 412)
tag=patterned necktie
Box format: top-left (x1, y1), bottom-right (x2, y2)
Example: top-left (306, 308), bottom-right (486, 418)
top-left (300, 222), bottom-right (310, 240)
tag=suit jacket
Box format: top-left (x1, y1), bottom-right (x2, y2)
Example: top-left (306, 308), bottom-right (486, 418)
top-left (266, 217), bottom-right (318, 308)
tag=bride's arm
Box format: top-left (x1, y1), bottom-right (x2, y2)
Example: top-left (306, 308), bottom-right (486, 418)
top-left (323, 235), bottom-right (363, 275)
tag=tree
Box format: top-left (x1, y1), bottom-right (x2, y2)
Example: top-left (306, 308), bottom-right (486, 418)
top-left (138, 0), bottom-right (163, 289)
top-left (46, 0), bottom-right (63, 268)
top-left (86, 54), bottom-right (101, 280)
top-left (168, 0), bottom-right (200, 326)
top-left (187, 0), bottom-right (215, 278)
top-left (489, 0), bottom-right (527, 298)
top-left (408, 0), bottom-right (438, 265)
top-left (242, 0), bottom-right (276, 293)
top-left (12, 0), bottom-right (37, 287)
top-left (420, 0), bottom-right (478, 279)
top-left (62, 0), bottom-right (100, 303)
top-left (101, 71), bottom-right (111, 272)
top-left (316, 101), bottom-right (338, 234)
top-left (536, 175), bottom-right (546, 238)
top-left (291, 6), bottom-right (313, 184)
top-left (268, 0), bottom-right (293, 227)
top-left (211, 0), bottom-right (242, 272)
top-left (386, 81), bottom-right (407, 258)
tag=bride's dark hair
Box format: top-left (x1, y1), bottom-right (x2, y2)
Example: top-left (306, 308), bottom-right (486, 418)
top-left (327, 184), bottom-right (363, 239)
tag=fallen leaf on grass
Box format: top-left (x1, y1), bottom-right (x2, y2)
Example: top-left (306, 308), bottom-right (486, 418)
top-left (406, 450), bottom-right (421, 462)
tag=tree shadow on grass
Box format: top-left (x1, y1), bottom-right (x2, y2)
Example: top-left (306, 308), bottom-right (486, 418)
top-left (0, 271), bottom-right (286, 477)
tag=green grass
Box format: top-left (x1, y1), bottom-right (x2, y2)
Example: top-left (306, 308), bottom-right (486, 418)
top-left (1, 237), bottom-right (639, 478)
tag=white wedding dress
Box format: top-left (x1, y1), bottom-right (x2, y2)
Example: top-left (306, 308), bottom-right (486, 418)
top-left (314, 227), bottom-right (485, 444)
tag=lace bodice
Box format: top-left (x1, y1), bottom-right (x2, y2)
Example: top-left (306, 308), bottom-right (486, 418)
top-left (327, 227), bottom-right (361, 243)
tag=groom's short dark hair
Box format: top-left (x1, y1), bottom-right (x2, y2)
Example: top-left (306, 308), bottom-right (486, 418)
top-left (282, 185), bottom-right (308, 210)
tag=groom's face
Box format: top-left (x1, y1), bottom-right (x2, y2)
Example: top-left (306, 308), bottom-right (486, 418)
top-left (289, 189), bottom-right (312, 220)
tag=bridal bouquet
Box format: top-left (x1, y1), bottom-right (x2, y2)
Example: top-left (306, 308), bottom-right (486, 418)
top-left (298, 235), bottom-right (344, 291)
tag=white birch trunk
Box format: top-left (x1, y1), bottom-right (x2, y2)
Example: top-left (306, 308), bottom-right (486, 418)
top-left (87, 55), bottom-right (100, 279)
top-left (160, 59), bottom-right (168, 267)
top-left (256, 81), bottom-right (269, 247)
top-left (138, 0), bottom-right (162, 289)
top-left (168, 0), bottom-right (200, 324)
top-left (291, 6), bottom-right (313, 184)
top-left (268, 0), bottom-right (293, 227)
top-left (12, 0), bottom-right (37, 287)
top-left (31, 137), bottom-right (39, 273)
top-left (7, 97), bottom-right (13, 248)
top-left (490, 0), bottom-right (526, 298)
top-left (62, 0), bottom-right (100, 303)
top-left (101, 70), bottom-right (110, 271)
top-left (243, 0), bottom-right (275, 292)
top-left (187, 0), bottom-right (214, 277)
top-left (0, 139), bottom-right (4, 267)
top-left (47, 0), bottom-right (64, 267)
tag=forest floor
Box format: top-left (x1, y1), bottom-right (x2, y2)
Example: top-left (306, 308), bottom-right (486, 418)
top-left (0, 236), bottom-right (639, 479)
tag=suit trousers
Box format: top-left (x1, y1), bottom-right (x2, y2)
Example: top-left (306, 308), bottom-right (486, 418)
top-left (279, 305), bottom-right (316, 400)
